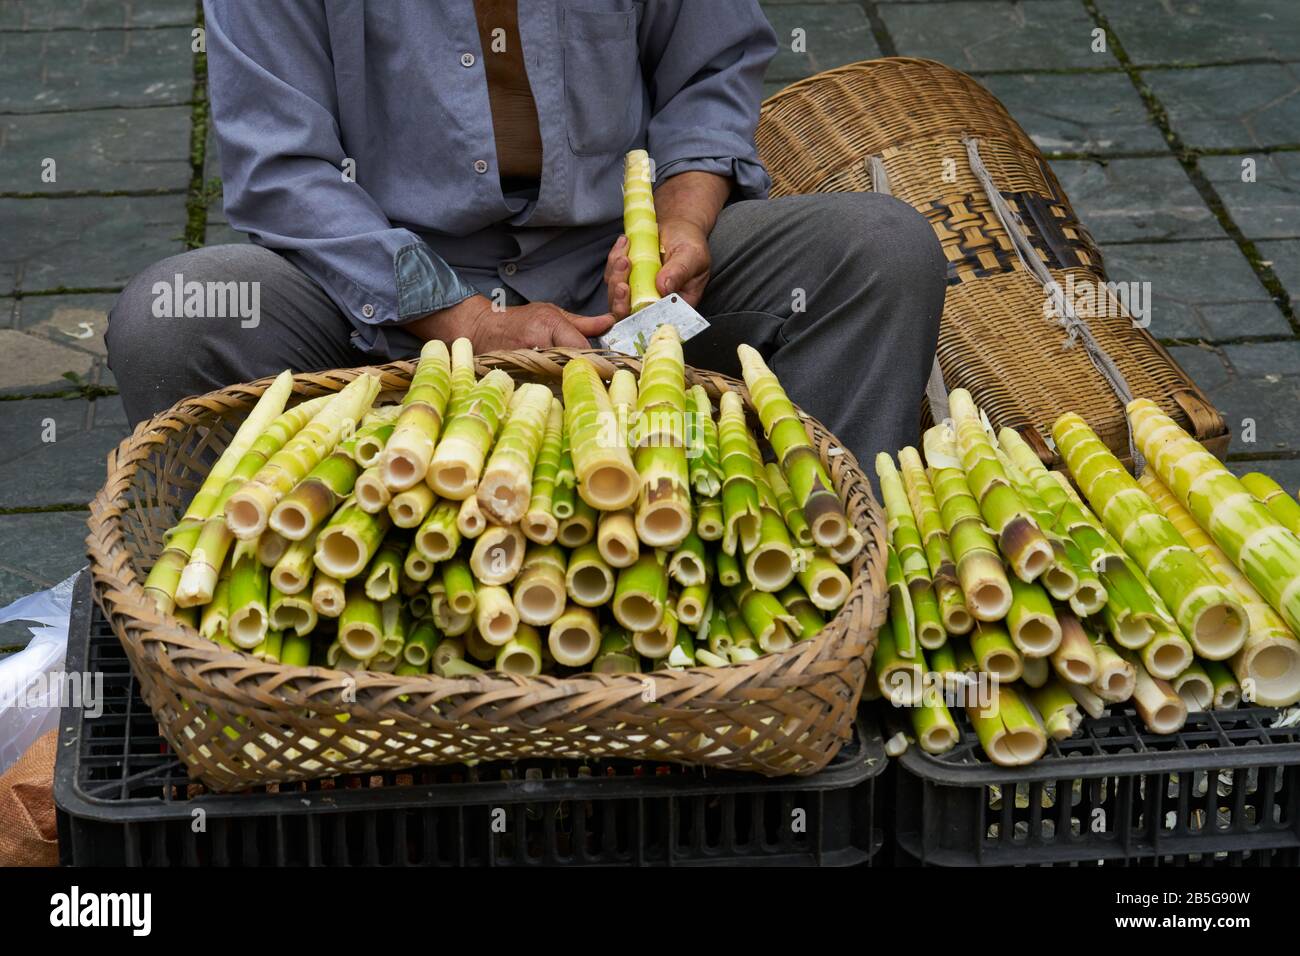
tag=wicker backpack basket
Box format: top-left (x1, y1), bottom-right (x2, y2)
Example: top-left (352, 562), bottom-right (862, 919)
top-left (86, 351), bottom-right (885, 792)
top-left (757, 58), bottom-right (1227, 467)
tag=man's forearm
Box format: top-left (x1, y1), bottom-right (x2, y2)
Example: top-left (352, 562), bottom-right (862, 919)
top-left (654, 170), bottom-right (732, 234)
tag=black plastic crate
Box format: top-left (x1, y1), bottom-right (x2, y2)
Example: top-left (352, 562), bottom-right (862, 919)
top-left (56, 573), bottom-right (886, 866)
top-left (887, 703), bottom-right (1300, 866)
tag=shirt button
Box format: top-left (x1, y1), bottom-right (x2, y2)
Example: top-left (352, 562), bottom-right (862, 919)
top-left (503, 263), bottom-right (518, 276)
top-left (361, 303), bottom-right (375, 318)
top-left (474, 159), bottom-right (489, 174)
top-left (461, 52), bottom-right (476, 68)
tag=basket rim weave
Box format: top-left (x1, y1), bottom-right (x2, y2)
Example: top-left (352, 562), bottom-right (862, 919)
top-left (85, 349), bottom-right (887, 783)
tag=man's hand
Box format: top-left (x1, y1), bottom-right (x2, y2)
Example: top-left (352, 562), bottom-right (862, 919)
top-left (406, 295), bottom-right (614, 350)
top-left (605, 170), bottom-right (731, 320)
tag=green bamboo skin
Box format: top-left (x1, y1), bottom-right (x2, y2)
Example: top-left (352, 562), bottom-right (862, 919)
top-left (227, 373), bottom-right (381, 539)
top-left (147, 372), bottom-right (296, 613)
top-left (737, 348), bottom-right (847, 550)
top-left (898, 447), bottom-right (970, 635)
top-left (735, 584), bottom-right (802, 653)
top-left (1203, 659), bottom-right (1241, 709)
top-left (523, 398), bottom-right (564, 544)
top-left (764, 462), bottom-right (812, 548)
top-left (383, 339), bottom-right (452, 491)
top-left (924, 426), bottom-right (1012, 622)
top-left (722, 596), bottom-right (761, 664)
top-left (280, 631), bottom-right (312, 668)
top-left (1172, 660), bottom-right (1214, 711)
top-left (1021, 655), bottom-right (1049, 688)
top-left (947, 389), bottom-right (1052, 583)
top-left (1030, 678), bottom-right (1083, 740)
top-left (549, 604), bottom-right (602, 666)
top-left (884, 545), bottom-right (917, 660)
top-left (311, 568), bottom-right (345, 618)
top-left (256, 529), bottom-right (290, 568)
top-left (696, 496), bottom-right (724, 542)
top-left (969, 620), bottom-right (1023, 681)
top-left (632, 325), bottom-right (693, 547)
top-left (363, 536), bottom-right (405, 601)
top-left (676, 581), bottom-right (710, 627)
top-left (1243, 472), bottom-right (1300, 534)
top-left (477, 382), bottom-right (553, 524)
top-left (593, 625), bottom-right (640, 674)
top-left (797, 549), bottom-right (851, 612)
top-left (623, 149), bottom-right (662, 312)
top-left (552, 429), bottom-right (577, 520)
top-left (874, 623), bottom-right (924, 705)
top-left (252, 628), bottom-right (284, 663)
top-left (271, 443), bottom-right (361, 540)
top-left (565, 541), bottom-right (615, 607)
top-left (1051, 610), bottom-right (1100, 685)
top-left (512, 545), bottom-right (567, 626)
top-left (666, 623), bottom-right (697, 668)
top-left (633, 603), bottom-right (678, 658)
top-left (668, 531), bottom-right (708, 586)
top-left (1140, 469), bottom-right (1300, 706)
top-left (992, 446), bottom-right (1081, 602)
top-left (557, 497), bottom-right (598, 548)
top-left (403, 617), bottom-right (442, 667)
top-left (497, 624), bottom-right (544, 675)
top-left (469, 523), bottom-right (526, 586)
top-left (1005, 576), bottom-right (1061, 658)
top-left (198, 572), bottom-right (231, 642)
top-left (439, 556), bottom-right (476, 616)
top-left (1054, 411), bottom-right (1247, 661)
top-left (354, 463), bottom-right (392, 514)
top-left (688, 385), bottom-right (724, 498)
top-left (475, 585), bottom-right (520, 646)
top-left (342, 403), bottom-right (401, 467)
top-left (613, 551), bottom-right (668, 632)
top-left (431, 636), bottom-right (466, 676)
top-left (338, 579), bottom-right (383, 661)
top-left (173, 394), bottom-right (332, 608)
top-left (457, 494), bottom-right (486, 538)
top-left (228, 540), bottom-right (270, 649)
top-left (269, 586), bottom-right (317, 637)
top-left (703, 601), bottom-right (732, 656)
top-left (877, 452), bottom-right (944, 647)
top-left (446, 337), bottom-right (477, 419)
top-left (314, 497), bottom-right (391, 580)
top-left (741, 434), bottom-right (795, 592)
top-left (415, 499), bottom-right (461, 562)
top-left (715, 547), bottom-right (742, 587)
top-left (911, 694), bottom-right (960, 755)
top-left (562, 358), bottom-right (639, 510)
top-left (779, 585), bottom-right (826, 641)
top-left (597, 509), bottom-right (640, 568)
top-left (389, 481), bottom-right (435, 529)
top-left (967, 681), bottom-right (1047, 766)
top-left (718, 392), bottom-right (762, 556)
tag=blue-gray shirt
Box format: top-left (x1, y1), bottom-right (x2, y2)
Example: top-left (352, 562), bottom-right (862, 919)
top-left (204, 0), bottom-right (778, 355)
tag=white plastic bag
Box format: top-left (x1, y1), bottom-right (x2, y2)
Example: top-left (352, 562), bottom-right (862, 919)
top-left (0, 570), bottom-right (82, 773)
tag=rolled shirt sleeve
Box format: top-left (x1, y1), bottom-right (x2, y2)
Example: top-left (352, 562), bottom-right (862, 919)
top-left (203, 0), bottom-right (479, 345)
top-left (637, 0), bottom-right (778, 199)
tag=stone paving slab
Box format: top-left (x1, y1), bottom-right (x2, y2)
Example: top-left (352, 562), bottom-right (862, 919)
top-left (1168, 341), bottom-right (1300, 457)
top-left (0, 512), bottom-right (89, 611)
top-left (0, 106), bottom-right (191, 194)
top-left (0, 396), bottom-right (126, 508)
top-left (0, 27), bottom-right (192, 113)
top-left (1199, 152), bottom-right (1300, 242)
top-left (0, 193), bottom-right (185, 294)
top-left (0, 0), bottom-right (194, 31)
top-left (1094, 0), bottom-right (1300, 67)
top-left (0, 329), bottom-right (97, 393)
top-left (761, 3), bottom-right (879, 85)
top-left (1099, 240), bottom-right (1288, 342)
top-left (12, 292), bottom-right (114, 358)
top-left (979, 72), bottom-right (1165, 155)
top-left (1230, 458), bottom-right (1300, 495)
top-left (1049, 158), bottom-right (1226, 243)
top-left (1144, 64), bottom-right (1300, 152)
top-left (879, 0), bottom-right (1115, 72)
top-left (1256, 239), bottom-right (1300, 305)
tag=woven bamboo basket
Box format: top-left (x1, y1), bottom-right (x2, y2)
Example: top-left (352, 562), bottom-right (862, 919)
top-left (85, 351), bottom-right (886, 792)
top-left (757, 57), bottom-right (1227, 467)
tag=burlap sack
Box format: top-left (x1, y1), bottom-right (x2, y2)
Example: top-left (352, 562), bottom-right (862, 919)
top-left (0, 729), bottom-right (58, 866)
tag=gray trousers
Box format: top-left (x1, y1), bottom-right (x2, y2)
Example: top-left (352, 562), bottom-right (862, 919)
top-left (107, 193), bottom-right (945, 472)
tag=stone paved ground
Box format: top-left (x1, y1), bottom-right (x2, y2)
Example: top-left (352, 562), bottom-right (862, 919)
top-left (0, 0), bottom-right (1297, 648)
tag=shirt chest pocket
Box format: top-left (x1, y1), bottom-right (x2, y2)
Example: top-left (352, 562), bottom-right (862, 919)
top-left (561, 3), bottom-right (642, 156)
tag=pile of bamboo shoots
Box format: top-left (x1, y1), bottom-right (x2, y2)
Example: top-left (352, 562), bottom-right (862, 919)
top-left (140, 333), bottom-right (860, 681)
top-left (877, 389), bottom-right (1300, 767)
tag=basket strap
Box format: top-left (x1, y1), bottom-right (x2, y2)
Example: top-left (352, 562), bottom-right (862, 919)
top-left (867, 153), bottom-right (951, 428)
top-left (962, 136), bottom-right (1145, 474)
